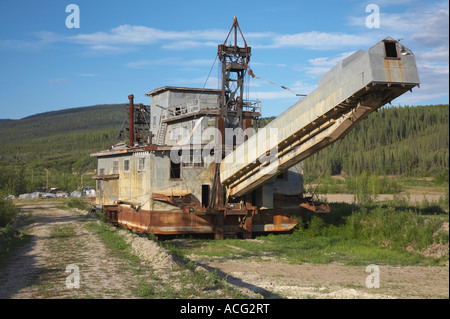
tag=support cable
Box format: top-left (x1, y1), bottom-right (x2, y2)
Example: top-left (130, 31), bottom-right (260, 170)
top-left (310, 138), bottom-right (344, 201)
top-left (248, 68), bottom-right (307, 97)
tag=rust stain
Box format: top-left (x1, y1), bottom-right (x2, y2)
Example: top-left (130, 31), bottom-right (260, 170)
top-left (102, 204), bottom-right (304, 235)
top-left (384, 59), bottom-right (391, 82)
top-left (397, 59), bottom-right (404, 82)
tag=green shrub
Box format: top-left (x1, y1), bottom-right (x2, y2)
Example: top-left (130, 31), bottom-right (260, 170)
top-left (0, 196), bottom-right (18, 228)
top-left (66, 197), bottom-right (91, 212)
top-left (295, 203), bottom-right (448, 251)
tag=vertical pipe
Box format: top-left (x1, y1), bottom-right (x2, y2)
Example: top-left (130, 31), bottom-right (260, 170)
top-left (128, 94), bottom-right (134, 146)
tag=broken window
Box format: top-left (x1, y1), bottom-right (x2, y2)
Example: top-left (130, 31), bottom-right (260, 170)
top-left (181, 152), bottom-right (190, 167)
top-left (202, 184), bottom-right (210, 207)
top-left (138, 158), bottom-right (145, 172)
top-left (170, 160), bottom-right (181, 179)
top-left (113, 160), bottom-right (119, 174)
top-left (193, 154), bottom-right (204, 167)
top-left (276, 171), bottom-right (288, 181)
top-left (384, 41), bottom-right (398, 59)
top-left (124, 160), bottom-right (130, 172)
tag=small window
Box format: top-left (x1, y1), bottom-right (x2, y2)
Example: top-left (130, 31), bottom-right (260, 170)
top-left (138, 158), bottom-right (145, 172)
top-left (113, 160), bottom-right (119, 174)
top-left (170, 160), bottom-right (181, 179)
top-left (202, 185), bottom-right (210, 207)
top-left (193, 148), bottom-right (203, 167)
top-left (182, 124), bottom-right (188, 139)
top-left (124, 160), bottom-right (130, 172)
top-left (276, 171), bottom-right (288, 181)
top-left (99, 168), bottom-right (105, 175)
top-left (181, 153), bottom-right (191, 167)
top-left (384, 41), bottom-right (398, 59)
top-left (193, 155), bottom-right (203, 167)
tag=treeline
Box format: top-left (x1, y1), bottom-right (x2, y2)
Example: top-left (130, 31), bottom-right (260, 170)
top-left (0, 104), bottom-right (128, 194)
top-left (0, 130), bottom-right (117, 194)
top-left (0, 104), bottom-right (126, 172)
top-left (0, 103), bottom-right (448, 194)
top-left (0, 129), bottom-right (118, 171)
top-left (0, 164), bottom-right (96, 196)
top-left (301, 104), bottom-right (449, 178)
top-left (0, 104), bottom-right (126, 145)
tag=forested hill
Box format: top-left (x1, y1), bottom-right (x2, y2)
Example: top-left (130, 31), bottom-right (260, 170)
top-left (0, 104), bottom-right (127, 173)
top-left (0, 103), bottom-right (448, 192)
top-left (302, 104), bottom-right (449, 177)
top-left (1, 104), bottom-right (126, 144)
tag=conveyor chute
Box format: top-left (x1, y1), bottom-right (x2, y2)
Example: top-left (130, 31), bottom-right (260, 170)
top-left (220, 38), bottom-right (420, 198)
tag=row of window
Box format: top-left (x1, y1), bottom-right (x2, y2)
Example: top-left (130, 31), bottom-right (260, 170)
top-left (99, 156), bottom-right (205, 176)
top-left (99, 158), bottom-right (143, 175)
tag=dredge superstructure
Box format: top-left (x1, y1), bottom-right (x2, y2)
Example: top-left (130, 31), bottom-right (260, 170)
top-left (92, 18), bottom-right (420, 239)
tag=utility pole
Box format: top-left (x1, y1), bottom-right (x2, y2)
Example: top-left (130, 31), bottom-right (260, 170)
top-left (44, 168), bottom-right (49, 191)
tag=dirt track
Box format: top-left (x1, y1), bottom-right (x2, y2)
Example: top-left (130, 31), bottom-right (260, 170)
top-left (0, 201), bottom-right (448, 299)
top-left (0, 201), bottom-right (155, 298)
top-left (195, 260), bottom-right (448, 299)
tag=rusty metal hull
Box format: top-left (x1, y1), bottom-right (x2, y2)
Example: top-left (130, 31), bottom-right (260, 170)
top-left (103, 205), bottom-right (303, 237)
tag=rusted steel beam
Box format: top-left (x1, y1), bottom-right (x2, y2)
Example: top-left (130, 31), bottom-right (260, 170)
top-left (152, 193), bottom-right (205, 213)
top-left (274, 193), bottom-right (330, 213)
top-left (92, 174), bottom-right (119, 180)
top-left (128, 94), bottom-right (134, 146)
top-left (102, 203), bottom-right (307, 236)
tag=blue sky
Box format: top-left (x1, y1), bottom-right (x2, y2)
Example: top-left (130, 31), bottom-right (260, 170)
top-left (0, 0), bottom-right (448, 119)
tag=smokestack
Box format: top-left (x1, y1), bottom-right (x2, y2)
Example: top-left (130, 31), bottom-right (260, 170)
top-left (128, 94), bottom-right (134, 146)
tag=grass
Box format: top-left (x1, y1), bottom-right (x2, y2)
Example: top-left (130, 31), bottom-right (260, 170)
top-left (0, 198), bottom-right (33, 268)
top-left (305, 173), bottom-right (449, 197)
top-left (86, 221), bottom-right (140, 263)
top-left (2, 186), bottom-right (447, 298)
top-left (66, 197), bottom-right (94, 212)
top-left (0, 225), bottom-right (32, 268)
top-left (87, 219), bottom-right (246, 298)
top-left (0, 195), bottom-right (19, 227)
top-left (166, 200), bottom-right (449, 267)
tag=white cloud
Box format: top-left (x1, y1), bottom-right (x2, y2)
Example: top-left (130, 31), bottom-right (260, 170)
top-left (166, 76), bottom-right (221, 89)
top-left (349, 2), bottom-right (449, 47)
top-left (126, 57), bottom-right (214, 69)
top-left (161, 41), bottom-right (218, 50)
top-left (308, 51), bottom-right (355, 66)
top-left (250, 61), bottom-right (287, 68)
top-left (299, 51), bottom-right (356, 76)
top-left (6, 24), bottom-right (385, 54)
top-left (290, 81), bottom-right (318, 95)
top-left (248, 90), bottom-right (295, 100)
top-left (416, 46), bottom-right (449, 63)
top-left (396, 60), bottom-right (449, 104)
top-left (269, 32), bottom-right (375, 50)
top-left (49, 78), bottom-right (68, 85)
top-left (410, 8), bottom-right (449, 47)
top-left (68, 25), bottom-right (226, 49)
top-left (346, 2), bottom-right (449, 105)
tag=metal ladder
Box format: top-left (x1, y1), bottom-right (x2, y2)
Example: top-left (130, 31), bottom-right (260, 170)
top-left (157, 122), bottom-right (167, 145)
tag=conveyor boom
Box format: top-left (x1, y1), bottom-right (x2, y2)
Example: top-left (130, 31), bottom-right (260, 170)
top-left (220, 37), bottom-right (420, 198)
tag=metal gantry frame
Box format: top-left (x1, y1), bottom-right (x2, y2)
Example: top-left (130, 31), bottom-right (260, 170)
top-left (218, 16), bottom-right (252, 128)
